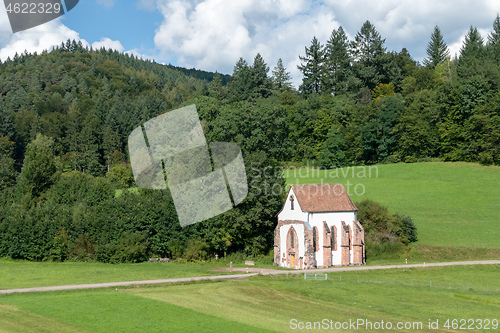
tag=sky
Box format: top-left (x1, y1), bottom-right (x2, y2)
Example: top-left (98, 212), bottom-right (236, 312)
top-left (0, 0), bottom-right (499, 87)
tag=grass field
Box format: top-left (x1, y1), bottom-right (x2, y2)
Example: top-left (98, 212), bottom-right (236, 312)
top-left (285, 162), bottom-right (500, 249)
top-left (0, 265), bottom-right (498, 332)
top-left (0, 258), bottom-right (241, 290)
top-left (1, 161), bottom-right (499, 332)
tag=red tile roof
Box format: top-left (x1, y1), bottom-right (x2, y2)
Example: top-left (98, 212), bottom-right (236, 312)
top-left (291, 184), bottom-right (357, 212)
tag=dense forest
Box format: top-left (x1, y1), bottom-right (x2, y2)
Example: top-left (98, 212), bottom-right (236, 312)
top-left (0, 15), bottom-right (499, 262)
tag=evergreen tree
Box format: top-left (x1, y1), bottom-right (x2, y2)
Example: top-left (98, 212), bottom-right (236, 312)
top-left (423, 26), bottom-right (450, 68)
top-left (460, 26), bottom-right (485, 60)
top-left (324, 26), bottom-right (352, 94)
top-left (487, 13), bottom-right (500, 62)
top-left (0, 107), bottom-right (15, 139)
top-left (297, 36), bottom-right (325, 94)
top-left (228, 58), bottom-right (252, 100)
top-left (393, 48), bottom-right (418, 77)
top-left (351, 21), bottom-right (386, 64)
top-left (208, 72), bottom-right (225, 100)
top-left (487, 13), bottom-right (500, 45)
top-left (250, 53), bottom-right (272, 98)
top-left (350, 21), bottom-right (388, 89)
top-left (271, 58), bottom-right (293, 91)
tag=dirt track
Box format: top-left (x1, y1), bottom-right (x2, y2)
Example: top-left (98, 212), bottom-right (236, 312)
top-left (221, 259), bottom-right (500, 275)
top-left (1, 260), bottom-right (499, 295)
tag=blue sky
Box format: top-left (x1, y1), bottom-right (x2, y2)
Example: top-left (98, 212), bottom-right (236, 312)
top-left (61, 0), bottom-right (163, 55)
top-left (1, 0), bottom-right (499, 87)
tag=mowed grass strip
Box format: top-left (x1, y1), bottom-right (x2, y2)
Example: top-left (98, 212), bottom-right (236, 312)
top-left (285, 162), bottom-right (500, 248)
top-left (130, 281), bottom-right (407, 332)
top-left (0, 266), bottom-right (498, 333)
top-left (0, 304), bottom-right (88, 333)
top-left (0, 289), bottom-right (274, 333)
top-left (130, 265), bottom-right (500, 332)
top-left (0, 259), bottom-right (236, 290)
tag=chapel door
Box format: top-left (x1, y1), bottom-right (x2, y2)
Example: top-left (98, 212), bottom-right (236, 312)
top-left (290, 254), bottom-right (295, 268)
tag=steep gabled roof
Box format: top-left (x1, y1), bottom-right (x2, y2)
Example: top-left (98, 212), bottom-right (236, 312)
top-left (291, 184), bottom-right (357, 212)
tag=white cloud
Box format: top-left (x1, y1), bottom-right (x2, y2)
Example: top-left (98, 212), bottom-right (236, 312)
top-left (125, 48), bottom-right (156, 61)
top-left (154, 0), bottom-right (337, 87)
top-left (0, 5), bottom-right (130, 63)
top-left (92, 37), bottom-right (124, 52)
top-left (323, 0), bottom-right (500, 62)
top-left (152, 0), bottom-right (500, 87)
top-left (2, 0), bottom-right (499, 88)
top-left (96, 0), bottom-right (115, 8)
top-left (0, 19), bottom-right (81, 61)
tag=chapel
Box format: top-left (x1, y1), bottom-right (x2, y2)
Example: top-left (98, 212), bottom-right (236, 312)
top-left (274, 184), bottom-right (365, 268)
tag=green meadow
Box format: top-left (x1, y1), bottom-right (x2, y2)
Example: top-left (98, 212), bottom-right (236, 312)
top-left (0, 265), bottom-right (499, 332)
top-left (285, 162), bottom-right (500, 249)
top-left (0, 259), bottom-right (237, 290)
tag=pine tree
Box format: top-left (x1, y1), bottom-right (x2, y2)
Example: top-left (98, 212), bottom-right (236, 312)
top-left (423, 26), bottom-right (450, 68)
top-left (324, 26), bottom-right (352, 94)
top-left (487, 13), bottom-right (500, 62)
top-left (350, 21), bottom-right (388, 90)
top-left (487, 13), bottom-right (500, 45)
top-left (460, 26), bottom-right (485, 60)
top-left (228, 58), bottom-right (252, 100)
top-left (271, 58), bottom-right (292, 91)
top-left (208, 72), bottom-right (225, 100)
top-left (351, 21), bottom-right (386, 64)
top-left (250, 53), bottom-right (272, 98)
top-left (297, 36), bottom-right (325, 94)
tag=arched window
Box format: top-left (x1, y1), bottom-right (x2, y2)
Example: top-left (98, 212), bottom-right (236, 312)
top-left (290, 195), bottom-right (294, 210)
top-left (290, 229), bottom-right (295, 248)
top-left (313, 227), bottom-right (319, 252)
top-left (331, 226), bottom-right (336, 250)
top-left (347, 227), bottom-right (351, 249)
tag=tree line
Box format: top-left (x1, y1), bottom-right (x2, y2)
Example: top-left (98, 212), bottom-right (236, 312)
top-left (2, 15), bottom-right (499, 262)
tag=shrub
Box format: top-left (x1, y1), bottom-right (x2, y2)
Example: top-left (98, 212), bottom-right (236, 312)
top-left (356, 199), bottom-right (417, 257)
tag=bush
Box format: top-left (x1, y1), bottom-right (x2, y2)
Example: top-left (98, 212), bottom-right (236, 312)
top-left (183, 238), bottom-right (209, 261)
top-left (71, 234), bottom-right (95, 261)
top-left (397, 214), bottom-right (418, 244)
top-left (356, 199), bottom-right (418, 259)
top-left (110, 232), bottom-right (149, 263)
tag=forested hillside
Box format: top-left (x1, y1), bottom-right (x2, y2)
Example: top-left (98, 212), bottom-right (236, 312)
top-left (0, 15), bottom-right (499, 262)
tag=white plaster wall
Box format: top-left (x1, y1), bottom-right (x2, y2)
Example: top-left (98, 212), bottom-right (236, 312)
top-left (277, 188), bottom-right (308, 222)
top-left (307, 211), bottom-right (357, 266)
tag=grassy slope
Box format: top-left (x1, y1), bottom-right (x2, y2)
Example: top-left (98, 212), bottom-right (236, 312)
top-left (0, 304), bottom-right (88, 333)
top-left (285, 162), bottom-right (500, 248)
top-left (0, 289), bottom-right (272, 333)
top-left (1, 265), bottom-right (498, 332)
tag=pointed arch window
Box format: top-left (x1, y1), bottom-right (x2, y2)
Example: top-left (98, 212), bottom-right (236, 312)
top-left (313, 227), bottom-right (319, 252)
top-left (331, 226), bottom-right (336, 251)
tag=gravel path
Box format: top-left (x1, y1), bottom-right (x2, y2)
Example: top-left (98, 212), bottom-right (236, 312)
top-left (0, 273), bottom-right (258, 295)
top-left (1, 260), bottom-right (498, 295)
top-left (223, 259), bottom-right (500, 275)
